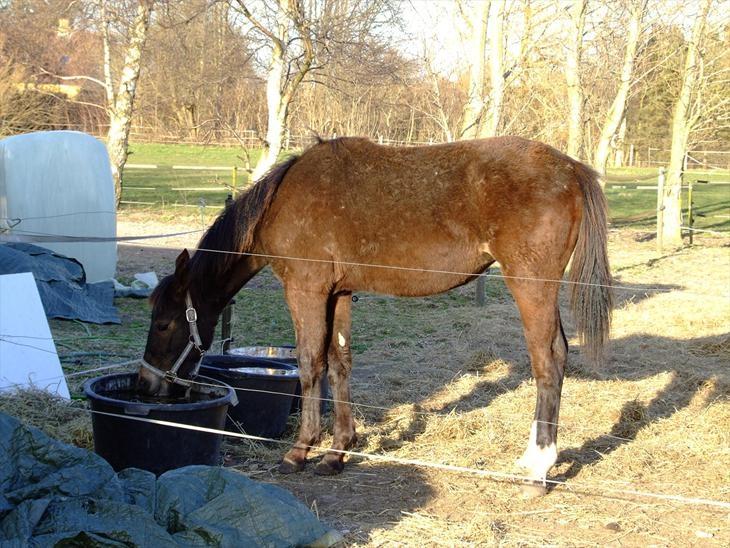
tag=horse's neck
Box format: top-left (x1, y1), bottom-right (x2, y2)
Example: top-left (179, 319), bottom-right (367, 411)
top-left (204, 253), bottom-right (267, 308)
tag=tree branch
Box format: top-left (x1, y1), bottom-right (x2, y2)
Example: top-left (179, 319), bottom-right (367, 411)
top-left (234, 0), bottom-right (285, 50)
top-left (36, 67), bottom-right (110, 93)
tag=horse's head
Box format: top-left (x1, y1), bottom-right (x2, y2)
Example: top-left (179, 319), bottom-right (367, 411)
top-left (138, 249), bottom-right (218, 396)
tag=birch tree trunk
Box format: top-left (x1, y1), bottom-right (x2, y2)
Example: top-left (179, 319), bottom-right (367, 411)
top-left (251, 2), bottom-right (289, 182)
top-left (593, 0), bottom-right (646, 176)
top-left (662, 0), bottom-right (712, 249)
top-left (459, 0), bottom-right (490, 139)
top-left (104, 0), bottom-right (154, 207)
top-left (565, 0), bottom-right (587, 160)
top-left (613, 117), bottom-right (627, 168)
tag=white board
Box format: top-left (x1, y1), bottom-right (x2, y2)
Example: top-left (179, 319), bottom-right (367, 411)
top-left (0, 272), bottom-right (70, 399)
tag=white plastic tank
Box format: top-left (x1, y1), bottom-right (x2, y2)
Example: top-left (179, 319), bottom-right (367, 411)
top-left (0, 131), bottom-right (117, 282)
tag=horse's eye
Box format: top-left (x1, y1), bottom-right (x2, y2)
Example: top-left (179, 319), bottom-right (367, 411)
top-left (155, 322), bottom-right (170, 332)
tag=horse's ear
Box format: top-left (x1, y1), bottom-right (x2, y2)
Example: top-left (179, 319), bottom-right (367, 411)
top-left (174, 249), bottom-right (190, 286)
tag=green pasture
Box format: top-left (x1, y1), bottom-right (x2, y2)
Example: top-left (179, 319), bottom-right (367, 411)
top-left (605, 167), bottom-right (730, 232)
top-left (122, 143), bottom-right (730, 232)
top-left (123, 143), bottom-right (266, 212)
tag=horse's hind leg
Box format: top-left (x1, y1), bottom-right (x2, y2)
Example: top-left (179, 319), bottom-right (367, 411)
top-left (503, 273), bottom-right (567, 495)
top-left (279, 288), bottom-right (329, 474)
top-left (315, 292), bottom-right (357, 475)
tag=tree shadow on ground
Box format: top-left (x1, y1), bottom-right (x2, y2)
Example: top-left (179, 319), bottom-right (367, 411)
top-left (555, 332), bottom-right (728, 483)
top-left (334, 324), bottom-right (726, 542)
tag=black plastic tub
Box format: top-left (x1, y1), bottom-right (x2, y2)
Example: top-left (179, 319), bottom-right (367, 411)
top-left (200, 354), bottom-right (299, 438)
top-left (83, 373), bottom-right (236, 475)
top-left (227, 346), bottom-right (330, 415)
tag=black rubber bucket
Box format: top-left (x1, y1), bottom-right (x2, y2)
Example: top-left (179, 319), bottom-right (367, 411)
top-left (200, 354), bottom-right (299, 438)
top-left (227, 346), bottom-right (330, 415)
top-left (83, 373), bottom-right (236, 475)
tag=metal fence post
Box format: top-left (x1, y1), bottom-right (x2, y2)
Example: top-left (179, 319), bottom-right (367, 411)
top-left (221, 194), bottom-right (235, 352)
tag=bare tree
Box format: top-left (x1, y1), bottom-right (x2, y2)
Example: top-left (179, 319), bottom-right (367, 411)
top-left (593, 0), bottom-right (647, 176)
top-left (102, 0), bottom-right (154, 205)
top-left (458, 0), bottom-right (490, 139)
top-left (233, 0), bottom-right (315, 181)
top-left (1, 0), bottom-right (154, 204)
top-left (565, 0), bottom-right (588, 159)
top-left (479, 0), bottom-right (505, 138)
top-left (419, 49), bottom-right (458, 142)
top-left (662, 0), bottom-right (714, 248)
top-left (136, 1), bottom-right (256, 139)
top-left (0, 60), bottom-right (56, 136)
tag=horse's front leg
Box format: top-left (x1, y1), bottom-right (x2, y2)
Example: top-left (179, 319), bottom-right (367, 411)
top-left (505, 277), bottom-right (566, 496)
top-left (315, 292), bottom-right (357, 475)
top-left (279, 288), bottom-right (329, 474)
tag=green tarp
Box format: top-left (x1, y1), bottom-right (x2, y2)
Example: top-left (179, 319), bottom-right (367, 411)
top-left (0, 412), bottom-right (339, 547)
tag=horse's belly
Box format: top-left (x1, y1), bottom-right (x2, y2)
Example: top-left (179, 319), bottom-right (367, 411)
top-left (264, 212), bottom-right (495, 296)
top-left (345, 269), bottom-right (485, 297)
top-left (334, 239), bottom-right (494, 296)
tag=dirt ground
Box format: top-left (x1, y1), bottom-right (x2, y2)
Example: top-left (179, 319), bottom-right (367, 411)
top-left (5, 210), bottom-right (730, 546)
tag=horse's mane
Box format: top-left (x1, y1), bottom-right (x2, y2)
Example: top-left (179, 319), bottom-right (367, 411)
top-left (149, 273), bottom-right (175, 307)
top-left (187, 155), bottom-right (300, 283)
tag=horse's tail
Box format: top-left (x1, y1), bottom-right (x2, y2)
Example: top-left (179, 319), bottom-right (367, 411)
top-left (569, 161), bottom-right (613, 366)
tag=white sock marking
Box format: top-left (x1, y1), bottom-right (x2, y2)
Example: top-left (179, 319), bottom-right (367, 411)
top-left (516, 421), bottom-right (557, 483)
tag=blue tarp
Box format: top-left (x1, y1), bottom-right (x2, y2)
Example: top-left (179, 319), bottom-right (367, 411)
top-left (0, 412), bottom-right (338, 546)
top-left (0, 243), bottom-right (119, 324)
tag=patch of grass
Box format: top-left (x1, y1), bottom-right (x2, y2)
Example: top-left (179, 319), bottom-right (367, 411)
top-left (232, 289), bottom-right (296, 347)
top-left (128, 142), bottom-right (258, 166)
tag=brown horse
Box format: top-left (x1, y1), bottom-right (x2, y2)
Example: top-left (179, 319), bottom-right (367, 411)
top-left (139, 136), bottom-right (612, 489)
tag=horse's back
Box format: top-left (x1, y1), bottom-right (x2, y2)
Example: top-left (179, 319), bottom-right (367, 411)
top-left (259, 137), bottom-right (586, 294)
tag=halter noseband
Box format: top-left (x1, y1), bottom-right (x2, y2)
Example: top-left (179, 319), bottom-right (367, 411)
top-left (141, 292), bottom-right (205, 388)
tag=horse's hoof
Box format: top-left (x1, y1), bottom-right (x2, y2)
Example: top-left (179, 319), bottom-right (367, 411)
top-left (314, 457), bottom-right (344, 476)
top-left (520, 482), bottom-right (548, 498)
top-left (278, 457), bottom-right (306, 474)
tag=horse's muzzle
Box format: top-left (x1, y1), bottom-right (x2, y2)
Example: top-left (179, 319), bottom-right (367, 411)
top-left (137, 367), bottom-right (164, 396)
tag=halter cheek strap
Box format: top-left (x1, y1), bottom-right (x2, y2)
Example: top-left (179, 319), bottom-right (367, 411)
top-left (140, 292), bottom-right (206, 388)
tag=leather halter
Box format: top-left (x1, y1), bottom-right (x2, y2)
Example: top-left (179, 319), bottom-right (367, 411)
top-left (140, 293), bottom-right (205, 388)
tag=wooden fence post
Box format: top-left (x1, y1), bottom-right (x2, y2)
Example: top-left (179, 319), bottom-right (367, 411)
top-left (656, 167), bottom-right (665, 253)
top-left (231, 166), bottom-right (238, 195)
top-left (475, 276), bottom-right (486, 306)
top-left (687, 179), bottom-right (693, 246)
